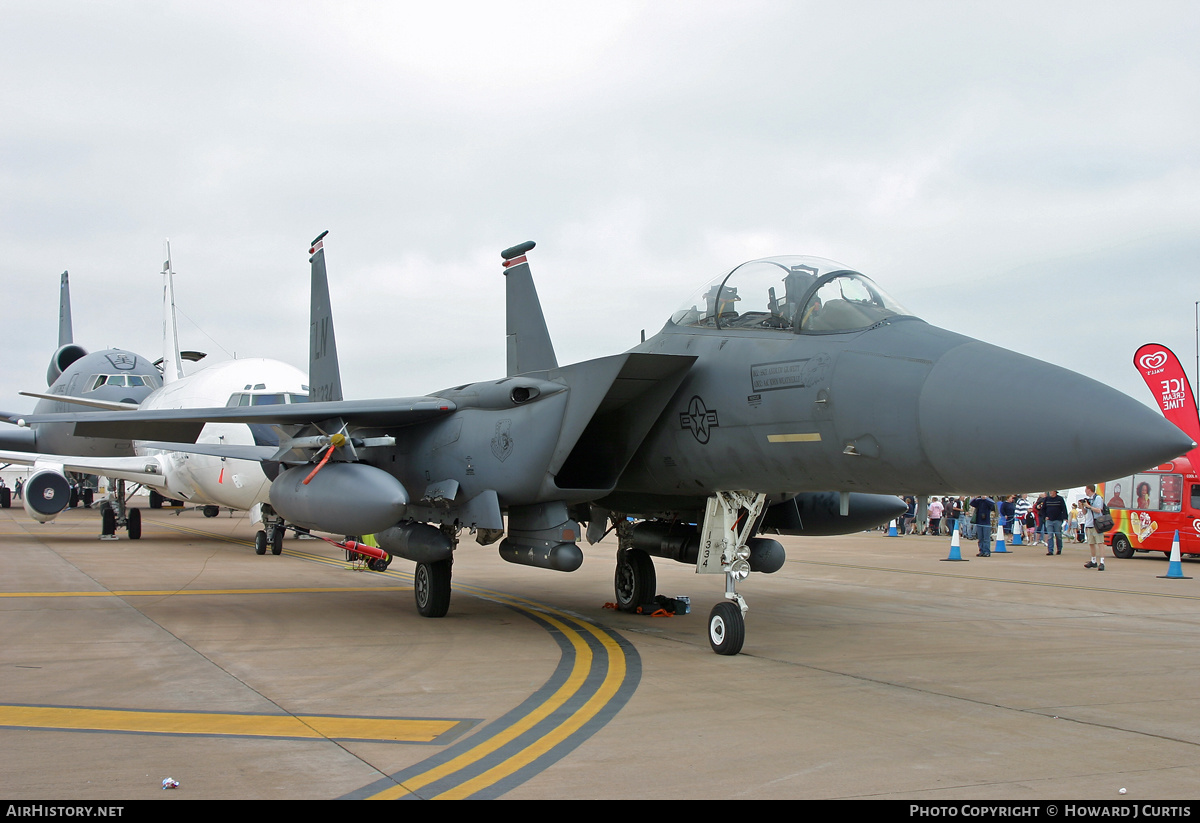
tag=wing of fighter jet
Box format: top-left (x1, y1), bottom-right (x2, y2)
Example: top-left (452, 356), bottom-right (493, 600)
top-left (21, 234), bottom-right (1193, 655)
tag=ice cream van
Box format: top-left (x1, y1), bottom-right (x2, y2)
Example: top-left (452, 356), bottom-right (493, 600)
top-left (1102, 458), bottom-right (1200, 558)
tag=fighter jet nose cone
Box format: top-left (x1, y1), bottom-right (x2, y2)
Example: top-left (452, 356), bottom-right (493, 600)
top-left (919, 341), bottom-right (1193, 492)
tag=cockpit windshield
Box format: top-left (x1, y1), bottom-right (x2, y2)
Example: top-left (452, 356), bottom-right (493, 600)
top-left (670, 255), bottom-right (913, 334)
top-left (225, 392), bottom-right (310, 407)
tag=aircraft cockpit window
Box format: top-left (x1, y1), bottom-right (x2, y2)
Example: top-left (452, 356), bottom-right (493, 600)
top-left (670, 256), bottom-right (912, 334)
top-left (226, 391), bottom-right (310, 407)
top-left (87, 374), bottom-right (159, 392)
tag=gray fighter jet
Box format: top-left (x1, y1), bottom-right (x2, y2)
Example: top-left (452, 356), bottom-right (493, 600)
top-left (0, 271), bottom-right (161, 514)
top-left (25, 235), bottom-right (1193, 654)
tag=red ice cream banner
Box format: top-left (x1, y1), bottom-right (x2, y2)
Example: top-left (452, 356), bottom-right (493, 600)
top-left (1134, 343), bottom-right (1200, 454)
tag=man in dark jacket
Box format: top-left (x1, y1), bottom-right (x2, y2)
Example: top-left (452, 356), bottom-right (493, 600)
top-left (1039, 490), bottom-right (1069, 555)
top-left (971, 495), bottom-right (996, 557)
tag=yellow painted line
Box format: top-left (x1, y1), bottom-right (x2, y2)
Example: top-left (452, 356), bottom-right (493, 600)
top-left (0, 587), bottom-right (408, 598)
top-left (767, 433), bottom-right (821, 443)
top-left (368, 606), bottom-right (594, 800)
top-left (434, 601), bottom-right (627, 800)
top-left (0, 705), bottom-right (456, 742)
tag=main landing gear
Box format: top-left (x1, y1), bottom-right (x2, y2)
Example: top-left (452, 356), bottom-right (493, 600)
top-left (414, 558), bottom-right (452, 617)
top-left (614, 546), bottom-right (657, 613)
top-left (99, 479), bottom-right (142, 541)
top-left (414, 525), bottom-right (458, 618)
top-left (254, 506), bottom-right (287, 556)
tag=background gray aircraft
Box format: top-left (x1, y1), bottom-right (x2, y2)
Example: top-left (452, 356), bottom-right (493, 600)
top-left (25, 235), bottom-right (1193, 654)
top-left (0, 271), bottom-right (160, 515)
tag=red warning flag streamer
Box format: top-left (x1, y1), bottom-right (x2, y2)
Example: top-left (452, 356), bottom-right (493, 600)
top-left (1134, 343), bottom-right (1200, 462)
top-left (302, 433), bottom-right (346, 486)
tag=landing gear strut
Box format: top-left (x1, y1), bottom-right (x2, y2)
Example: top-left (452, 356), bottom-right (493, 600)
top-left (254, 506), bottom-right (288, 556)
top-left (697, 491), bottom-right (768, 656)
top-left (99, 480), bottom-right (142, 540)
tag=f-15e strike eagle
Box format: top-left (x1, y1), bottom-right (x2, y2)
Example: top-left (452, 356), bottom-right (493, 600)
top-left (20, 233), bottom-right (1193, 654)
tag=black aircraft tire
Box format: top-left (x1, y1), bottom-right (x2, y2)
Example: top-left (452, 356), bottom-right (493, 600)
top-left (708, 601), bottom-right (745, 656)
top-left (0, 488), bottom-right (9, 508)
top-left (149, 490), bottom-right (162, 509)
top-left (414, 560), bottom-right (452, 618)
top-left (271, 529), bottom-right (284, 555)
top-left (614, 548), bottom-right (656, 613)
top-left (254, 530), bottom-right (267, 555)
top-left (100, 505), bottom-right (116, 537)
top-left (127, 508), bottom-right (141, 540)
top-left (1111, 533), bottom-right (1133, 559)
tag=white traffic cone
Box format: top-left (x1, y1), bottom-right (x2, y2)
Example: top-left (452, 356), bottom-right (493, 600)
top-left (941, 527), bottom-right (969, 562)
top-left (1158, 530), bottom-right (1192, 579)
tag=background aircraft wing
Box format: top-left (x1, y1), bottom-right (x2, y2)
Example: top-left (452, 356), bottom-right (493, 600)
top-left (0, 449), bottom-right (171, 489)
top-left (19, 396), bottom-right (457, 443)
top-left (18, 391), bottom-right (141, 411)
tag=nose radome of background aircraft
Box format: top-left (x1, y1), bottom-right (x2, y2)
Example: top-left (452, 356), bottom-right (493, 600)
top-left (918, 341), bottom-right (1195, 493)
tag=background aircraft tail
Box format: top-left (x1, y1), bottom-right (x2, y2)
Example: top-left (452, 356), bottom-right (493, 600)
top-left (502, 241), bottom-right (558, 377)
top-left (58, 271), bottom-right (73, 347)
top-left (308, 231), bottom-right (343, 402)
top-left (46, 271), bottom-right (87, 386)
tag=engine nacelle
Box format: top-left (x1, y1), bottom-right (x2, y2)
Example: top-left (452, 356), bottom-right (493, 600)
top-left (23, 467), bottom-right (72, 523)
top-left (269, 462), bottom-right (408, 537)
top-left (46, 344), bottom-right (88, 387)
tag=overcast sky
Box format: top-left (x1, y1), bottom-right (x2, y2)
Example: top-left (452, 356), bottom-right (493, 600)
top-left (3, 1), bottom-right (1198, 416)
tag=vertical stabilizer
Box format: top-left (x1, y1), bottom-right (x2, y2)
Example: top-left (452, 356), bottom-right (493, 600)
top-left (160, 241), bottom-right (185, 385)
top-left (58, 271), bottom-right (73, 347)
top-left (47, 271), bottom-right (87, 386)
top-left (308, 231), bottom-right (343, 402)
top-left (502, 241), bottom-right (558, 377)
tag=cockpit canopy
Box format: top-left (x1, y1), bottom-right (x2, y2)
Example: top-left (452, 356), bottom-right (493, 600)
top-left (670, 255), bottom-right (914, 334)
